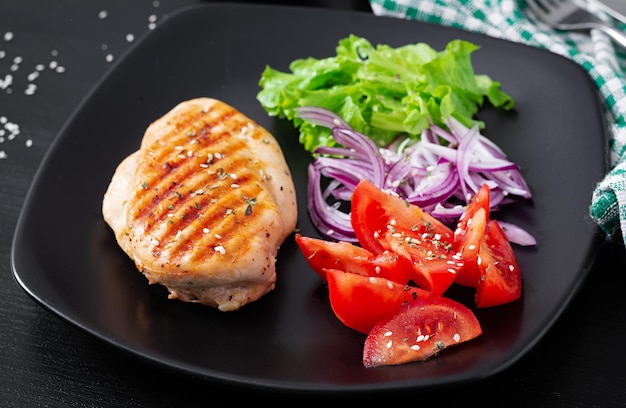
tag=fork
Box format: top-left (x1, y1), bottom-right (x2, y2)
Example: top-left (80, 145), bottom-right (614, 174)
top-left (526, 0), bottom-right (626, 49)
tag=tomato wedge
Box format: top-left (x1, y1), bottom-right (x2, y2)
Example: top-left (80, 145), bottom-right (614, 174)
top-left (475, 219), bottom-right (523, 308)
top-left (325, 268), bottom-right (432, 334)
top-left (453, 184), bottom-right (490, 287)
top-left (350, 179), bottom-right (461, 295)
top-left (295, 233), bottom-right (411, 284)
top-left (363, 296), bottom-right (482, 368)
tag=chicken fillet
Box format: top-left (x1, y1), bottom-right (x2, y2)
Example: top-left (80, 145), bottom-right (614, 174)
top-left (102, 98), bottom-right (298, 311)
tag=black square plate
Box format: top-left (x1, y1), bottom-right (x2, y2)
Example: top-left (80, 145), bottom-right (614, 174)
top-left (11, 3), bottom-right (606, 394)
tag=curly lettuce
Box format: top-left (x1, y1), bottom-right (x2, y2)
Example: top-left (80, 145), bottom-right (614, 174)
top-left (257, 34), bottom-right (514, 153)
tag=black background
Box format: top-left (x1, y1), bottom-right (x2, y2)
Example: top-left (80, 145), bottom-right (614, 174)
top-left (1, 1), bottom-right (626, 406)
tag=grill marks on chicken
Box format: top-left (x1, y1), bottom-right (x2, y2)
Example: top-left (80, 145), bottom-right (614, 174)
top-left (102, 98), bottom-right (298, 311)
top-left (133, 106), bottom-right (274, 255)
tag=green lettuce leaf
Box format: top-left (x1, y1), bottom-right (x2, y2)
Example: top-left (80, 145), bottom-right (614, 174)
top-left (257, 34), bottom-right (514, 153)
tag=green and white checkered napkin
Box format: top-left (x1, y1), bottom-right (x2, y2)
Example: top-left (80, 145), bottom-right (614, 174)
top-left (369, 0), bottom-right (626, 243)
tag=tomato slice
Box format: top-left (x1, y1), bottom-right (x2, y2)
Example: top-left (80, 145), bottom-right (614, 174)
top-left (325, 268), bottom-right (432, 334)
top-left (294, 233), bottom-right (411, 284)
top-left (453, 184), bottom-right (490, 287)
top-left (362, 296), bottom-right (482, 368)
top-left (475, 219), bottom-right (522, 308)
top-left (350, 179), bottom-right (461, 295)
top-left (369, 249), bottom-right (413, 285)
top-left (351, 179), bottom-right (455, 253)
top-left (381, 227), bottom-right (460, 295)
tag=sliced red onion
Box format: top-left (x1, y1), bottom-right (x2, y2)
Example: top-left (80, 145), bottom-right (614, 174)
top-left (455, 124), bottom-right (481, 200)
top-left (404, 163), bottom-right (460, 209)
top-left (431, 203), bottom-right (467, 219)
top-left (295, 106), bottom-right (535, 246)
top-left (307, 163), bottom-right (356, 242)
top-left (497, 220), bottom-right (538, 246)
top-left (295, 106), bottom-right (350, 129)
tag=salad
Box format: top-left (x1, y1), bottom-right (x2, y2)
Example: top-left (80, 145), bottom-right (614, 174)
top-left (257, 34), bottom-right (534, 246)
top-left (258, 34), bottom-right (514, 152)
top-left (257, 35), bottom-right (534, 367)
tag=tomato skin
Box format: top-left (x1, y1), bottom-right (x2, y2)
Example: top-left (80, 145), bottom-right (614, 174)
top-left (368, 249), bottom-right (413, 285)
top-left (363, 297), bottom-right (482, 368)
top-left (295, 233), bottom-right (373, 282)
top-left (349, 179), bottom-right (395, 254)
top-left (295, 233), bottom-right (411, 284)
top-left (350, 179), bottom-right (455, 253)
top-left (350, 179), bottom-right (461, 295)
top-left (453, 184), bottom-right (490, 288)
top-left (325, 268), bottom-right (432, 334)
top-left (383, 229), bottom-right (461, 296)
top-left (475, 220), bottom-right (522, 308)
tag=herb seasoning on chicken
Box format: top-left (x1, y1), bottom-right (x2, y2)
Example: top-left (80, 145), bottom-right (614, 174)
top-left (102, 98), bottom-right (297, 311)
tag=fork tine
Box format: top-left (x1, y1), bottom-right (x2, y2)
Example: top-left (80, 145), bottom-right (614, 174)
top-left (526, 0), bottom-right (550, 16)
top-left (546, 0), bottom-right (568, 7)
top-left (530, 0), bottom-right (567, 14)
top-left (534, 0), bottom-right (556, 13)
top-left (527, 0), bottom-right (573, 22)
top-left (526, 0), bottom-right (626, 49)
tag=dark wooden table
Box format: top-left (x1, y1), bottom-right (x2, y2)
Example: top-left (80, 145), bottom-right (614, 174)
top-left (2, 0), bottom-right (626, 405)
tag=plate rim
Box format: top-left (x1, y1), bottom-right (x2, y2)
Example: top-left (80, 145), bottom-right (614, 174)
top-left (10, 2), bottom-right (607, 394)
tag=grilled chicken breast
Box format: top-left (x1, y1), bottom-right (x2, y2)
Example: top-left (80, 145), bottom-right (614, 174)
top-left (102, 98), bottom-right (297, 311)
